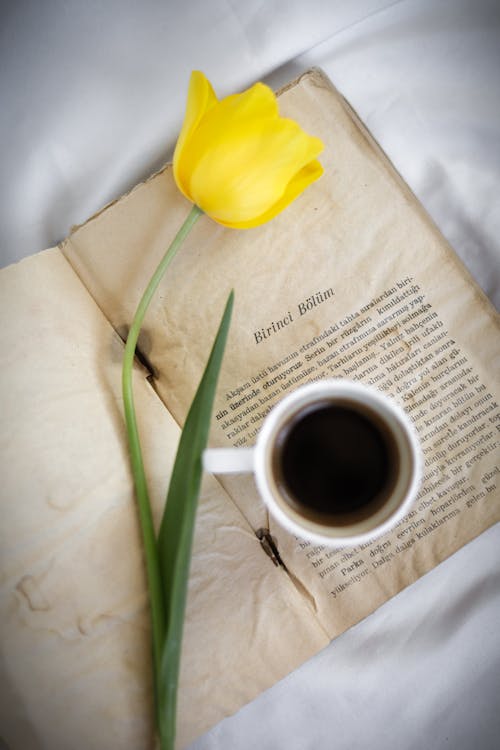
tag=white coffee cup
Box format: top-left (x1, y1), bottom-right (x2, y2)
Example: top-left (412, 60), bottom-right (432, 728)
top-left (204, 379), bottom-right (422, 546)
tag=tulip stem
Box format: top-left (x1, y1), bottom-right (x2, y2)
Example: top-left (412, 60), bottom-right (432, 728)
top-left (121, 203), bottom-right (203, 733)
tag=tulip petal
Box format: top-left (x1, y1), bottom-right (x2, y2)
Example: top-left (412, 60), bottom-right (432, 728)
top-left (177, 81), bottom-right (279, 191)
top-left (218, 159), bottom-right (324, 229)
top-left (198, 81), bottom-right (279, 134)
top-left (188, 117), bottom-right (323, 224)
top-left (173, 71), bottom-right (217, 198)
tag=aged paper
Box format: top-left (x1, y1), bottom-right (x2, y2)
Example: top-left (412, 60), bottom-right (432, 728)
top-left (62, 68), bottom-right (500, 640)
top-left (0, 251), bottom-right (327, 750)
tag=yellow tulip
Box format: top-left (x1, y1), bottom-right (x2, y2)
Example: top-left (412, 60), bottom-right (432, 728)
top-left (173, 71), bottom-right (324, 229)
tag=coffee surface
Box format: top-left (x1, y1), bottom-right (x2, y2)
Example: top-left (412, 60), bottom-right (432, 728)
top-left (274, 401), bottom-right (395, 520)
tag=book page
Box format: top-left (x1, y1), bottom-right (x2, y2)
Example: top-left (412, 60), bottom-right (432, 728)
top-left (62, 68), bottom-right (499, 639)
top-left (0, 250), bottom-right (328, 750)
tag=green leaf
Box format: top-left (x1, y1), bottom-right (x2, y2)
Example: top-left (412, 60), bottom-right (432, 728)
top-left (156, 290), bottom-right (234, 749)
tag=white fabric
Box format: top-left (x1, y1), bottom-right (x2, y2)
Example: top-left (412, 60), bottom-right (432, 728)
top-left (1, 1), bottom-right (499, 749)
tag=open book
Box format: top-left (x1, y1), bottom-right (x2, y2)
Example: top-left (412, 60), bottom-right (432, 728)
top-left (1, 69), bottom-right (499, 750)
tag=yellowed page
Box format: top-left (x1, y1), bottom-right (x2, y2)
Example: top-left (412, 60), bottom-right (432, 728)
top-left (0, 250), bottom-right (328, 750)
top-left (62, 68), bottom-right (499, 640)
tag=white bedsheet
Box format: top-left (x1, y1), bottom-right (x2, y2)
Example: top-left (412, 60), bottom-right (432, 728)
top-left (1, 1), bottom-right (499, 748)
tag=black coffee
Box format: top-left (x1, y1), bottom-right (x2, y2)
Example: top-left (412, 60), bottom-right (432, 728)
top-left (273, 400), bottom-right (398, 523)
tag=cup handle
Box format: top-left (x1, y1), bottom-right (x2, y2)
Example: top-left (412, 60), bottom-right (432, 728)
top-left (203, 446), bottom-right (255, 474)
